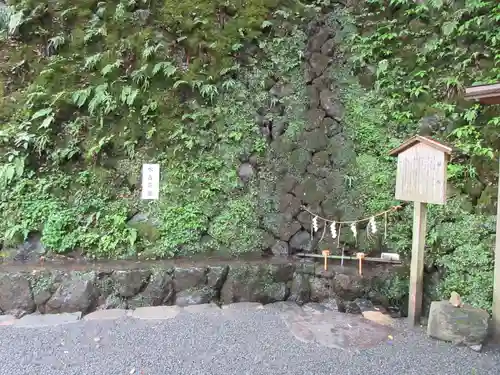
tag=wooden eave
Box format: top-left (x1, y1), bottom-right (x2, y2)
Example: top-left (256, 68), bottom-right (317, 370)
top-left (464, 82), bottom-right (500, 105)
top-left (389, 135), bottom-right (452, 157)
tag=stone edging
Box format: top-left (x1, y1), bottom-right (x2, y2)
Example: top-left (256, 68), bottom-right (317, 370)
top-left (0, 262), bottom-right (397, 318)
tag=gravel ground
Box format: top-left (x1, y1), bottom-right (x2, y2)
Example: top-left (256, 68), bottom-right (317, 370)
top-left (0, 307), bottom-right (499, 375)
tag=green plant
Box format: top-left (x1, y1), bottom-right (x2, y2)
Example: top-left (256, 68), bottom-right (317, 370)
top-left (0, 0), bottom-right (311, 259)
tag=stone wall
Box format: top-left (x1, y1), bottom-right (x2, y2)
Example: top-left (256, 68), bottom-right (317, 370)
top-left (257, 14), bottom-right (363, 257)
top-left (0, 261), bottom-right (397, 317)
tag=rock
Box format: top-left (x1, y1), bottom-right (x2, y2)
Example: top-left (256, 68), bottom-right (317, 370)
top-left (322, 297), bottom-right (340, 311)
top-left (309, 277), bottom-right (331, 302)
top-left (319, 89), bottom-right (344, 120)
top-left (220, 265), bottom-right (289, 304)
top-left (417, 114), bottom-right (443, 136)
top-left (289, 230), bottom-right (312, 252)
top-left (175, 288), bottom-right (212, 306)
top-left (111, 270), bottom-right (151, 297)
top-left (293, 175), bottom-right (329, 205)
top-left (343, 300), bottom-right (363, 314)
top-left (271, 241), bottom-right (290, 256)
top-left (128, 270), bottom-right (174, 308)
top-left (127, 213), bottom-right (161, 242)
top-left (46, 274), bottom-right (98, 314)
top-left (289, 273), bottom-right (311, 305)
top-left (207, 266), bottom-right (229, 290)
top-left (0, 273), bottom-right (35, 314)
top-left (323, 117), bottom-right (341, 137)
top-left (0, 231), bottom-right (47, 263)
top-left (449, 292), bottom-right (462, 307)
top-left (303, 302), bottom-right (330, 314)
top-left (308, 28), bottom-right (331, 52)
top-left (332, 273), bottom-right (364, 300)
top-left (271, 118), bottom-right (287, 139)
top-left (288, 147), bottom-right (311, 174)
top-left (238, 163), bottom-right (255, 182)
top-left (469, 344), bottom-right (482, 352)
top-left (99, 294), bottom-right (128, 310)
top-left (321, 38), bottom-right (336, 56)
top-left (299, 129), bottom-right (328, 153)
top-left (354, 298), bottom-right (375, 312)
top-left (174, 267), bottom-right (207, 292)
top-left (304, 63), bottom-right (315, 83)
top-left (279, 193), bottom-right (301, 220)
top-left (309, 53), bottom-right (330, 77)
top-left (305, 85), bottom-right (320, 109)
top-left (305, 109), bottom-right (326, 130)
top-left (427, 301), bottom-right (489, 346)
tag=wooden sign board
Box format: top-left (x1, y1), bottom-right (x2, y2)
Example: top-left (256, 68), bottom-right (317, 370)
top-left (389, 135), bottom-right (452, 205)
top-left (141, 164), bottom-right (160, 200)
top-left (389, 135), bottom-right (452, 326)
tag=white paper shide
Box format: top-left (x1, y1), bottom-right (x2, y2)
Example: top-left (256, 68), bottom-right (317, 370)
top-left (141, 164), bottom-right (160, 200)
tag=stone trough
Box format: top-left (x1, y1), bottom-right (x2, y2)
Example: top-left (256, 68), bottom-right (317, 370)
top-left (0, 258), bottom-right (401, 319)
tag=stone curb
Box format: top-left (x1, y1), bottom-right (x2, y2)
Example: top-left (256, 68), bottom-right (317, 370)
top-left (12, 312), bottom-right (82, 328)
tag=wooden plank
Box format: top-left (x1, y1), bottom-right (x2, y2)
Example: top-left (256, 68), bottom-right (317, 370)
top-left (464, 82), bottom-right (500, 97)
top-left (493, 157), bottom-right (500, 338)
top-left (408, 201), bottom-right (427, 326)
top-left (394, 143), bottom-right (447, 205)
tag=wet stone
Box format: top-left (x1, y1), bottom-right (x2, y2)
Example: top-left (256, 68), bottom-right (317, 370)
top-left (14, 312), bottom-right (82, 328)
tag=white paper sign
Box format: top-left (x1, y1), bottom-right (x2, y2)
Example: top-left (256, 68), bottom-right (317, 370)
top-left (141, 164), bottom-right (160, 200)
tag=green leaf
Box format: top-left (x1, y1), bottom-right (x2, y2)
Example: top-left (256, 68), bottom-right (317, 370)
top-left (376, 59), bottom-right (389, 77)
top-left (39, 115), bottom-right (55, 129)
top-left (442, 21), bottom-right (458, 36)
top-left (31, 108), bottom-right (53, 120)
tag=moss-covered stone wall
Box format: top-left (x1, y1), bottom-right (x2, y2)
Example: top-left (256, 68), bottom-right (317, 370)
top-left (0, 0), bottom-right (499, 313)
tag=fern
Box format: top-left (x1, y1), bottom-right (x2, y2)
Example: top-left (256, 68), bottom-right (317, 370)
top-left (142, 42), bottom-right (163, 61)
top-left (152, 61), bottom-right (177, 77)
top-left (72, 87), bottom-right (93, 108)
top-left (120, 86), bottom-right (139, 106)
top-left (84, 53), bottom-right (103, 71)
top-left (130, 65), bottom-right (150, 90)
top-left (101, 59), bottom-right (123, 77)
top-left (48, 35), bottom-right (65, 51)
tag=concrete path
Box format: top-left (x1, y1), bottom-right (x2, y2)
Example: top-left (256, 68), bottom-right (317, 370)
top-left (0, 303), bottom-right (499, 375)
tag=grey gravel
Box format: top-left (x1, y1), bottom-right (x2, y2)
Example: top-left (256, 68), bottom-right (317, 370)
top-left (0, 308), bottom-right (499, 375)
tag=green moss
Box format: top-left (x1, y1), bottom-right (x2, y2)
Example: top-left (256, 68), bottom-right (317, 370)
top-left (0, 0), bottom-right (314, 259)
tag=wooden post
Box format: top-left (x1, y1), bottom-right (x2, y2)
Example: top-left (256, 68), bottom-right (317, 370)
top-left (389, 135), bottom-right (452, 328)
top-left (493, 157), bottom-right (500, 338)
top-left (408, 201), bottom-right (427, 326)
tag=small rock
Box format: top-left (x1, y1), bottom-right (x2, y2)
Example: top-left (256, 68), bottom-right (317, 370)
top-left (271, 241), bottom-right (290, 257)
top-left (319, 89), bottom-right (344, 120)
top-left (449, 291), bottom-right (462, 307)
top-left (309, 53), bottom-right (330, 77)
top-left (469, 344), bottom-right (482, 352)
top-left (354, 298), bottom-right (375, 312)
top-left (238, 163), bottom-right (255, 182)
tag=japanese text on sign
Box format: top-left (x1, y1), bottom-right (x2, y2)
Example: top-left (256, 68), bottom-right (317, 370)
top-left (141, 164), bottom-right (160, 200)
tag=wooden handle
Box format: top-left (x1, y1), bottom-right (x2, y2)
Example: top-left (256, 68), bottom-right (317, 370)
top-left (322, 250), bottom-right (330, 271)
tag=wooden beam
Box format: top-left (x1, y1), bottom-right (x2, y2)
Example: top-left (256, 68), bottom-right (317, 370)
top-left (464, 83), bottom-right (500, 104)
top-left (493, 157), bottom-right (500, 338)
top-left (408, 201), bottom-right (427, 326)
